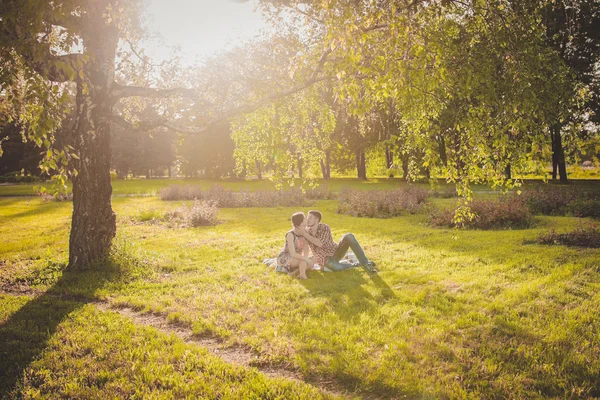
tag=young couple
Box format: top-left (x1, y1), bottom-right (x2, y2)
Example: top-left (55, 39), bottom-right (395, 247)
top-left (277, 210), bottom-right (377, 279)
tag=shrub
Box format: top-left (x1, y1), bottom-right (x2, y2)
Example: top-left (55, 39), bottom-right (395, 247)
top-left (565, 199), bottom-right (600, 219)
top-left (517, 186), bottom-right (600, 218)
top-left (160, 184), bottom-right (312, 208)
top-left (429, 187), bottom-right (458, 198)
top-left (538, 224), bottom-right (600, 248)
top-left (426, 207), bottom-right (455, 228)
top-left (337, 187), bottom-right (429, 218)
top-left (0, 173), bottom-right (39, 183)
top-left (41, 192), bottom-right (73, 202)
top-left (134, 208), bottom-right (163, 223)
top-left (166, 200), bottom-right (219, 227)
top-left (519, 186), bottom-right (578, 215)
top-left (159, 185), bottom-right (204, 201)
top-left (305, 186), bottom-right (337, 200)
top-left (428, 196), bottom-right (533, 229)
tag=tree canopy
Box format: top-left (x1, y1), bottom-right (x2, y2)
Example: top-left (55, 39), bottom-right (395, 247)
top-left (1, 0), bottom-right (599, 267)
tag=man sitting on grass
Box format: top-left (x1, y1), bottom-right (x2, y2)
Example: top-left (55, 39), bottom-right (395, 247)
top-left (299, 210), bottom-right (377, 273)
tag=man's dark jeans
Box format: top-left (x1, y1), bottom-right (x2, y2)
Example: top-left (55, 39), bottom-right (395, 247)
top-left (324, 233), bottom-right (369, 271)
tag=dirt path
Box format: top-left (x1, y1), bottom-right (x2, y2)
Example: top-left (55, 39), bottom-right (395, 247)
top-left (1, 287), bottom-right (387, 399)
top-left (94, 303), bottom-right (376, 399)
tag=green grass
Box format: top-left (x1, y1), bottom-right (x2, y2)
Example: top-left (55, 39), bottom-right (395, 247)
top-left (2, 173), bottom-right (599, 198)
top-left (1, 300), bottom-right (332, 399)
top-left (0, 177), bottom-right (435, 197)
top-left (1, 186), bottom-right (600, 398)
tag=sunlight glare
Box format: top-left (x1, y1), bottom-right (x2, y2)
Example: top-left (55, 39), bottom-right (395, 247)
top-left (146, 0), bottom-right (268, 63)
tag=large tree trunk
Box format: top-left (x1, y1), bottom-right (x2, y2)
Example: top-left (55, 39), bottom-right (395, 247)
top-left (356, 150), bottom-right (367, 180)
top-left (551, 123), bottom-right (568, 182)
top-left (69, 9), bottom-right (118, 269)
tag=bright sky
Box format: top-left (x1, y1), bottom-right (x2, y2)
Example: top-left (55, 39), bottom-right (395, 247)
top-left (145, 0), bottom-right (269, 63)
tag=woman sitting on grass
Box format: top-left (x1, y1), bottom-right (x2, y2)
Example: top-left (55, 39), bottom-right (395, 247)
top-left (277, 212), bottom-right (314, 279)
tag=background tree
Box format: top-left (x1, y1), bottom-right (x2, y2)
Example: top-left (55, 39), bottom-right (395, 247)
top-left (178, 122), bottom-right (236, 179)
top-left (1, 0), bottom-right (204, 268)
top-left (540, 0), bottom-right (600, 181)
top-left (0, 123), bottom-right (42, 177)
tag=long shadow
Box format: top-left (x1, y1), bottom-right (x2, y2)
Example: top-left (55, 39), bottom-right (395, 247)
top-left (0, 201), bottom-right (71, 222)
top-left (301, 267), bottom-right (396, 320)
top-left (0, 265), bottom-right (118, 397)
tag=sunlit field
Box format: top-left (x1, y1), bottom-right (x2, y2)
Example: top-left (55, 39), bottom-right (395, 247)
top-left (3, 0), bottom-right (600, 397)
top-left (2, 164), bottom-right (600, 197)
top-left (2, 180), bottom-right (599, 399)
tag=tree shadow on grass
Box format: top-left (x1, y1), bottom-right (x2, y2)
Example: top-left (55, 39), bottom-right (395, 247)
top-left (0, 198), bottom-right (71, 221)
top-left (0, 263), bottom-right (120, 397)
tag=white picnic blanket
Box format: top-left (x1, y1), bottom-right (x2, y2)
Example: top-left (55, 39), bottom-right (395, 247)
top-left (263, 251), bottom-right (358, 273)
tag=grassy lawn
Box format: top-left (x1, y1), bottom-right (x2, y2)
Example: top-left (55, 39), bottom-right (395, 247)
top-left (0, 177), bottom-right (446, 197)
top-left (3, 173), bottom-right (600, 197)
top-left (1, 186), bottom-right (599, 398)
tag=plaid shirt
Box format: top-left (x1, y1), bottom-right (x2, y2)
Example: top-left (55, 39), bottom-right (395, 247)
top-left (307, 223), bottom-right (338, 266)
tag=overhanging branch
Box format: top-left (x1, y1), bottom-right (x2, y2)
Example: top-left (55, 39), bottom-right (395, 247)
top-left (110, 114), bottom-right (210, 136)
top-left (111, 47), bottom-right (332, 135)
top-left (110, 84), bottom-right (197, 100)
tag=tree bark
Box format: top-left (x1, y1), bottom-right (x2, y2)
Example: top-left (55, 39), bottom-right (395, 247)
top-left (385, 145), bottom-right (394, 178)
top-left (402, 154), bottom-right (409, 180)
top-left (68, 10), bottom-right (118, 269)
top-left (438, 135), bottom-right (448, 167)
top-left (356, 150), bottom-right (367, 180)
top-left (319, 151), bottom-right (331, 179)
top-left (255, 159), bottom-right (263, 180)
top-left (505, 163), bottom-right (512, 181)
top-left (551, 123), bottom-right (568, 182)
top-left (320, 159), bottom-right (327, 179)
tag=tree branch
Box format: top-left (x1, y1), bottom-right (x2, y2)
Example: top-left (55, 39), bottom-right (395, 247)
top-left (110, 84), bottom-right (197, 100)
top-left (111, 47), bottom-right (332, 135)
top-left (111, 114), bottom-right (210, 136)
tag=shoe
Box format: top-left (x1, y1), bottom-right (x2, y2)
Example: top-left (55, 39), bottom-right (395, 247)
top-left (364, 261), bottom-right (378, 273)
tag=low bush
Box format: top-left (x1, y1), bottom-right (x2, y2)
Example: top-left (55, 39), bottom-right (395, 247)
top-left (134, 208), bottom-right (163, 223)
top-left (337, 187), bottom-right (429, 218)
top-left (0, 174), bottom-right (39, 183)
top-left (159, 185), bottom-right (205, 201)
top-left (565, 199), bottom-right (600, 219)
top-left (305, 185), bottom-right (337, 200)
top-left (41, 192), bottom-right (73, 202)
top-left (429, 187), bottom-right (458, 198)
top-left (519, 186), bottom-right (579, 215)
top-left (166, 200), bottom-right (219, 227)
top-left (538, 224), bottom-right (600, 248)
top-left (519, 186), bottom-right (600, 217)
top-left (428, 196), bottom-right (533, 229)
top-left (160, 184), bottom-right (312, 207)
